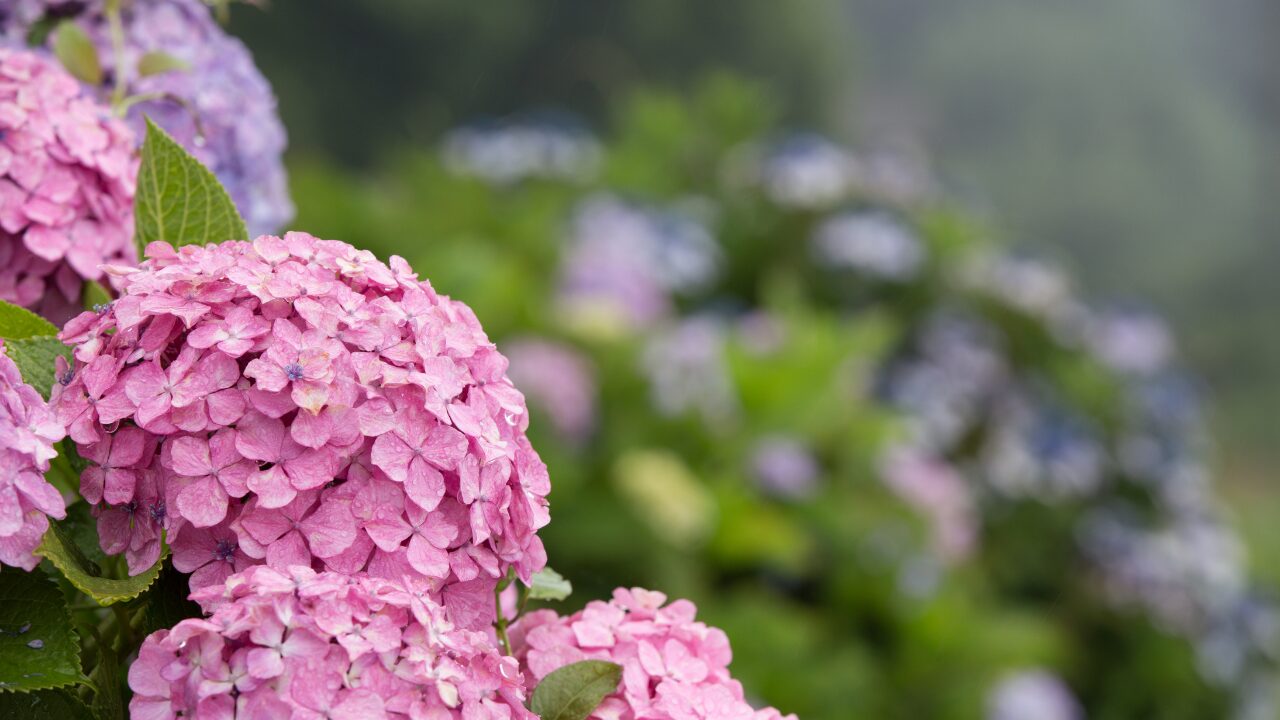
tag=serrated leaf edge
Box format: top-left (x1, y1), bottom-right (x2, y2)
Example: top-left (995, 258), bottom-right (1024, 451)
top-left (35, 523), bottom-right (168, 606)
top-left (0, 571), bottom-right (92, 695)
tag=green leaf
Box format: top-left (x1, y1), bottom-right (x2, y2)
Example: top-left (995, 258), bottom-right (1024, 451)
top-left (0, 567), bottom-right (88, 693)
top-left (0, 689), bottom-right (94, 719)
top-left (80, 281), bottom-right (112, 312)
top-left (88, 640), bottom-right (123, 720)
top-left (3, 337), bottom-right (71, 400)
top-left (0, 301), bottom-right (59, 340)
top-left (52, 22), bottom-right (102, 85)
top-left (137, 51), bottom-right (191, 77)
top-left (134, 117), bottom-right (248, 253)
top-left (528, 660), bottom-right (622, 720)
top-left (34, 520), bottom-right (165, 606)
top-left (135, 563), bottom-right (201, 638)
top-left (528, 567), bottom-right (573, 602)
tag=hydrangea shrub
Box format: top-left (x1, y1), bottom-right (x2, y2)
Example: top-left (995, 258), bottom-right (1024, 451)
top-left (3, 0), bottom-right (292, 236)
top-left (288, 79), bottom-right (1276, 719)
top-left (0, 116), bottom-right (785, 720)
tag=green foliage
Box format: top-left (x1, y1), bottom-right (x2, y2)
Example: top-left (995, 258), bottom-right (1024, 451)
top-left (134, 118), bottom-right (248, 253)
top-left (0, 567), bottom-right (87, 693)
top-left (528, 660), bottom-right (622, 720)
top-left (136, 51), bottom-right (190, 77)
top-left (528, 567), bottom-right (573, 602)
top-left (3, 337), bottom-right (71, 400)
top-left (0, 300), bottom-right (72, 398)
top-left (52, 21), bottom-right (102, 85)
top-left (0, 689), bottom-right (95, 719)
top-left (0, 301), bottom-right (59, 340)
top-left (80, 282), bottom-right (112, 312)
top-left (35, 519), bottom-right (166, 607)
top-left (88, 641), bottom-right (123, 720)
top-left (134, 564), bottom-right (202, 639)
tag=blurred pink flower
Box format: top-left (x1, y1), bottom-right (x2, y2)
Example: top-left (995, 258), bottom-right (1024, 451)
top-left (0, 48), bottom-right (136, 324)
top-left (503, 338), bottom-right (597, 444)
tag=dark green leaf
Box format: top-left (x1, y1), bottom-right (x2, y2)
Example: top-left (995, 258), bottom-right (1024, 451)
top-left (88, 640), bottom-right (122, 720)
top-left (0, 301), bottom-right (59, 340)
top-left (137, 51), bottom-right (191, 77)
top-left (35, 521), bottom-right (165, 606)
top-left (134, 118), bottom-right (248, 253)
top-left (528, 660), bottom-right (622, 720)
top-left (528, 567), bottom-right (573, 602)
top-left (0, 566), bottom-right (88, 693)
top-left (52, 22), bottom-right (102, 85)
top-left (3, 337), bottom-right (71, 400)
top-left (135, 563), bottom-right (201, 638)
top-left (0, 689), bottom-right (94, 719)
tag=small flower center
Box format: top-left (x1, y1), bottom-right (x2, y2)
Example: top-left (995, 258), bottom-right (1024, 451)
top-left (58, 369), bottom-right (75, 386)
top-left (213, 539), bottom-right (236, 563)
top-left (150, 501), bottom-right (166, 524)
top-left (284, 362), bottom-right (305, 381)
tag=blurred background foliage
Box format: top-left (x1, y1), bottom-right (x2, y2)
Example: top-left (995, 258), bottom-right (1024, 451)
top-left (224, 1), bottom-right (1279, 717)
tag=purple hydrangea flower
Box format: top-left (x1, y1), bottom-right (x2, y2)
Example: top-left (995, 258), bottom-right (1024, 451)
top-left (987, 670), bottom-right (1082, 720)
top-left (811, 211), bottom-right (924, 280)
top-left (558, 195), bottom-right (719, 333)
top-left (750, 435), bottom-right (819, 500)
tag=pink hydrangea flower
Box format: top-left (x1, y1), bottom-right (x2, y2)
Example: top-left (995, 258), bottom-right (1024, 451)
top-left (129, 566), bottom-right (536, 720)
top-left (0, 339), bottom-right (67, 570)
top-left (511, 587), bottom-right (796, 720)
top-left (0, 48), bottom-right (136, 324)
top-left (53, 233), bottom-right (551, 616)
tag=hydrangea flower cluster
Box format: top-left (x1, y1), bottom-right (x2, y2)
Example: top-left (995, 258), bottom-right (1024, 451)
top-left (7, 0), bottom-right (293, 236)
top-left (749, 435), bottom-right (819, 500)
top-left (52, 233), bottom-right (550, 609)
top-left (986, 670), bottom-right (1082, 720)
top-left (559, 195), bottom-right (719, 333)
top-left (512, 587), bottom-right (795, 720)
top-left (442, 119), bottom-right (602, 184)
top-left (810, 211), bottom-right (924, 281)
top-left (0, 339), bottom-right (66, 571)
top-left (0, 48), bottom-right (136, 323)
top-left (503, 338), bottom-right (597, 445)
top-left (129, 566), bottom-right (535, 720)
